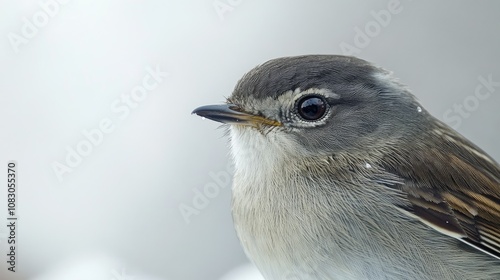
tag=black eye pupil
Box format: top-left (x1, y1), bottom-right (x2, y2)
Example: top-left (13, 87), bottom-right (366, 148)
top-left (298, 96), bottom-right (327, 120)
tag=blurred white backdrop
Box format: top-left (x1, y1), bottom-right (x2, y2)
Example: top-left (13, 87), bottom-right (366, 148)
top-left (0, 1), bottom-right (499, 279)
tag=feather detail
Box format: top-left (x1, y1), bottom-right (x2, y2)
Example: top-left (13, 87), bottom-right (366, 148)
top-left (382, 120), bottom-right (500, 260)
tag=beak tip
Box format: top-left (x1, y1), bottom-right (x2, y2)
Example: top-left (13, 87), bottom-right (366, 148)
top-left (191, 104), bottom-right (244, 124)
top-left (191, 106), bottom-right (208, 116)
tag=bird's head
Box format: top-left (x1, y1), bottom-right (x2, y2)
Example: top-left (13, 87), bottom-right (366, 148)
top-left (193, 55), bottom-right (427, 163)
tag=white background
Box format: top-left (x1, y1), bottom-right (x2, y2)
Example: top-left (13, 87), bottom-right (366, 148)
top-left (0, 1), bottom-right (499, 279)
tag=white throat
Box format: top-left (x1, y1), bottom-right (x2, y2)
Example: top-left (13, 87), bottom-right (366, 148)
top-left (229, 126), bottom-right (289, 185)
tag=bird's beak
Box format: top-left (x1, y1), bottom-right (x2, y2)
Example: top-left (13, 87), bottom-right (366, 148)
top-left (192, 104), bottom-right (282, 127)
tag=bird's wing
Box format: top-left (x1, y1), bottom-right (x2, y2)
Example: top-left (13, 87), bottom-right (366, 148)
top-left (381, 123), bottom-right (500, 259)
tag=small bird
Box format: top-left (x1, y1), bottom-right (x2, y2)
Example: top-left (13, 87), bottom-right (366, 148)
top-left (192, 55), bottom-right (500, 280)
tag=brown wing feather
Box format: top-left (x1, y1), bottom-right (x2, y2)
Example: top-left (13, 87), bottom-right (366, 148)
top-left (382, 121), bottom-right (500, 259)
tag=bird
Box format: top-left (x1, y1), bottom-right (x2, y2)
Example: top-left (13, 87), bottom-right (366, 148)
top-left (192, 55), bottom-right (500, 280)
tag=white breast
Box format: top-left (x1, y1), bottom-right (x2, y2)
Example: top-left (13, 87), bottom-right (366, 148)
top-left (229, 126), bottom-right (358, 279)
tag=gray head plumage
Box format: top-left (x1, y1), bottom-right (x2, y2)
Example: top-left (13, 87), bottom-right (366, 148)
top-left (225, 55), bottom-right (427, 157)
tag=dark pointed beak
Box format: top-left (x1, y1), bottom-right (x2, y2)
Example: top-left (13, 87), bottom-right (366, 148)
top-left (192, 104), bottom-right (281, 127)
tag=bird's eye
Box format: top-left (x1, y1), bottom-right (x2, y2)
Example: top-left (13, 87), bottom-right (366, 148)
top-left (297, 95), bottom-right (327, 121)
